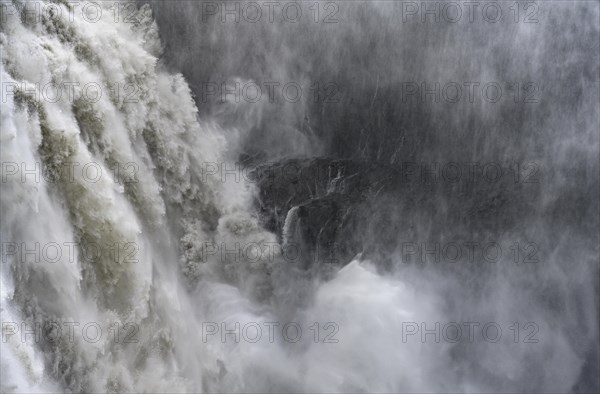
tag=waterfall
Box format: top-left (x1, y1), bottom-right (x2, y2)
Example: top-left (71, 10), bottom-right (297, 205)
top-left (1, 1), bottom-right (241, 391)
top-left (1, 1), bottom-right (598, 393)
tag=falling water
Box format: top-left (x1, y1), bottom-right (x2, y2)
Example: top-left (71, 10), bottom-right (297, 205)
top-left (1, 1), bottom-right (598, 393)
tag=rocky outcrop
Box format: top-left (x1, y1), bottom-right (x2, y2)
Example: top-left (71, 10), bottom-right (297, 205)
top-left (252, 157), bottom-right (546, 270)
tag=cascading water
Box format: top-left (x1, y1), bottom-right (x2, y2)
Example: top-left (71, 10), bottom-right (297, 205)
top-left (1, 1), bottom-right (598, 393)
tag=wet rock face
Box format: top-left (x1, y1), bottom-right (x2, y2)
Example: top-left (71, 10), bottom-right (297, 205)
top-left (251, 159), bottom-right (374, 268)
top-left (252, 157), bottom-right (548, 271)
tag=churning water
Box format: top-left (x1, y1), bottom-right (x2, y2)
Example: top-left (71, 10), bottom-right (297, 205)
top-left (1, 1), bottom-right (598, 393)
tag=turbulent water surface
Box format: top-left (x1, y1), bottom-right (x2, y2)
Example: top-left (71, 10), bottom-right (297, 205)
top-left (1, 1), bottom-right (599, 393)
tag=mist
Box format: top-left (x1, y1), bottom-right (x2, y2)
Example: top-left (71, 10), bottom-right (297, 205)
top-left (1, 1), bottom-right (598, 393)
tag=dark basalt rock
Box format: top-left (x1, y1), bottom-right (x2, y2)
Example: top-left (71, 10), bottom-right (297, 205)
top-left (250, 158), bottom-right (381, 268)
top-left (251, 157), bottom-right (549, 271)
